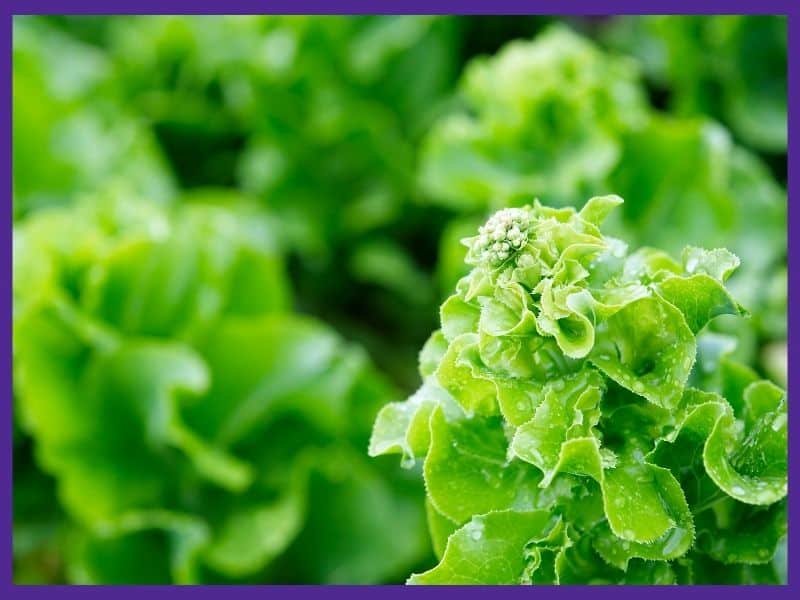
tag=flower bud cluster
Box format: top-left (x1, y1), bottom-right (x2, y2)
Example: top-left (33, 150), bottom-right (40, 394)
top-left (469, 207), bottom-right (532, 266)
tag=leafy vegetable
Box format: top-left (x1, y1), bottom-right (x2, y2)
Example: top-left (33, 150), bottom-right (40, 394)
top-left (419, 26), bottom-right (648, 211)
top-left (13, 191), bottom-right (431, 583)
top-left (370, 198), bottom-right (786, 584)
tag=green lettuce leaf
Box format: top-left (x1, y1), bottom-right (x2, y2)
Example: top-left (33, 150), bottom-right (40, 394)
top-left (408, 510), bottom-right (561, 584)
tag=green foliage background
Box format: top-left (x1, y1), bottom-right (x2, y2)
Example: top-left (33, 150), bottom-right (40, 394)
top-left (12, 15), bottom-right (786, 584)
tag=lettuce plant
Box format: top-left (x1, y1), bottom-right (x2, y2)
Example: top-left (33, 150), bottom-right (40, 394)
top-left (419, 25), bottom-right (648, 211)
top-left (370, 197), bottom-right (787, 584)
top-left (13, 191), bottom-right (430, 584)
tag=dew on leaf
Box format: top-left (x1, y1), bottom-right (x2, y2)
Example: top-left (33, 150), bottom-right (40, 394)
top-left (662, 527), bottom-right (687, 556)
top-left (771, 414), bottom-right (786, 432)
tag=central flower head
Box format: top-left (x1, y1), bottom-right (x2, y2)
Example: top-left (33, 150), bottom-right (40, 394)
top-left (466, 207), bottom-right (533, 266)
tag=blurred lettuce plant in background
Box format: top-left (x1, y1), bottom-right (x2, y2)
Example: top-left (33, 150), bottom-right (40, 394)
top-left (420, 26), bottom-right (650, 211)
top-left (13, 190), bottom-right (430, 583)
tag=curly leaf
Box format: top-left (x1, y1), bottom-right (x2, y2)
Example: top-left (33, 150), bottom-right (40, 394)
top-left (434, 333), bottom-right (498, 417)
top-left (657, 273), bottom-right (744, 333)
top-left (590, 296), bottom-right (695, 409)
top-left (424, 408), bottom-right (538, 524)
top-left (408, 510), bottom-right (561, 584)
top-left (703, 383), bottom-right (786, 505)
top-left (368, 381), bottom-right (441, 466)
top-left (682, 246), bottom-right (740, 282)
top-left (440, 294), bottom-right (481, 342)
top-left (601, 463), bottom-right (692, 546)
top-left (510, 369), bottom-right (605, 484)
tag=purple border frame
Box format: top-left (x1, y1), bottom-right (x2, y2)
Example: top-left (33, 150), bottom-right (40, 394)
top-left (2, 0), bottom-right (796, 596)
top-left (1, 0), bottom-right (797, 15)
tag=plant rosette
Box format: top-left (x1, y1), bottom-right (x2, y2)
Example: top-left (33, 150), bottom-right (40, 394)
top-left (370, 196), bottom-right (787, 585)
